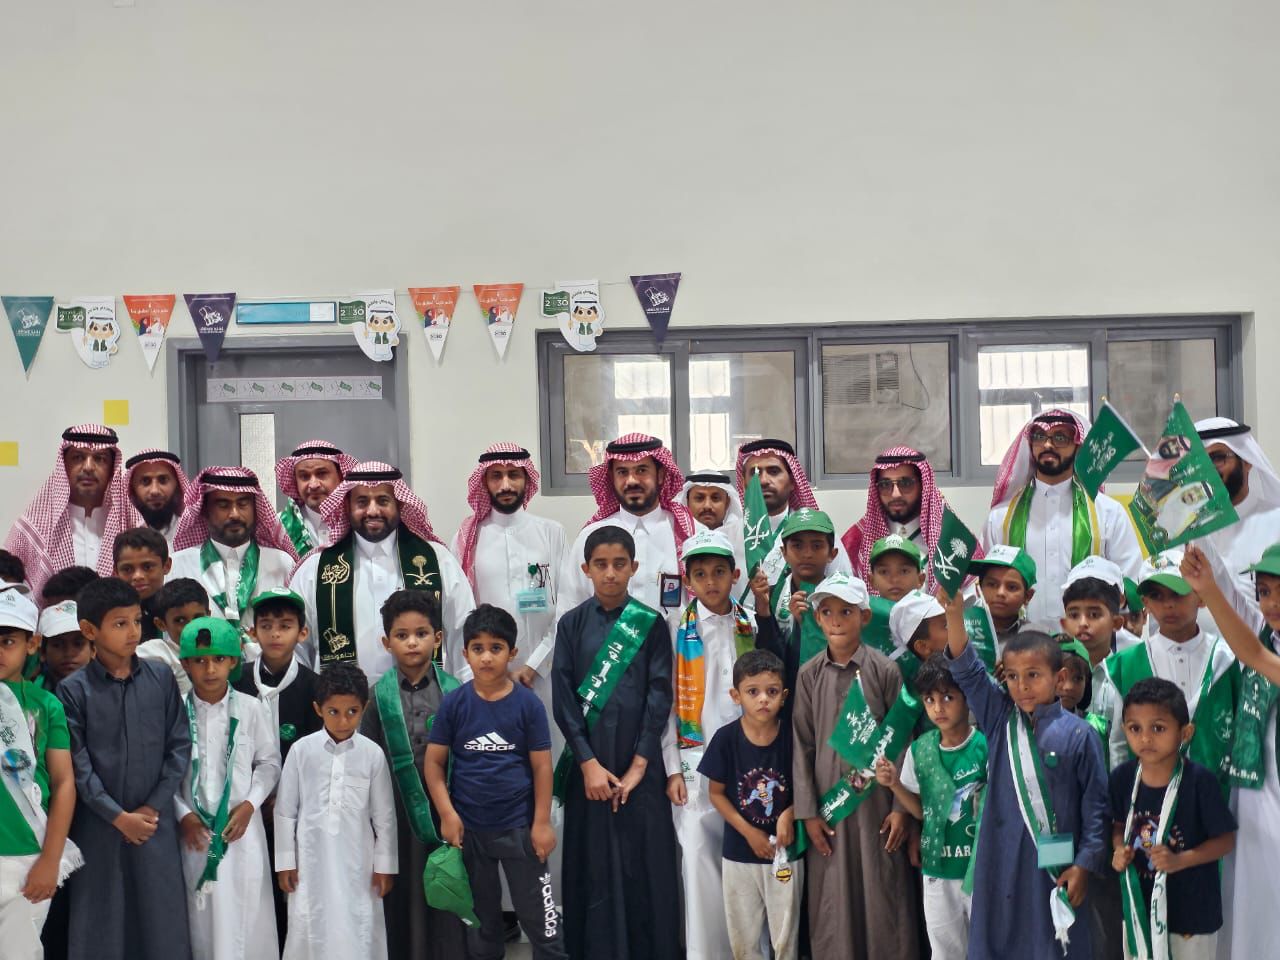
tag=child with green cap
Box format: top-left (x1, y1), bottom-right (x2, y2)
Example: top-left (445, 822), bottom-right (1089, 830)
top-left (965, 544), bottom-right (1037, 659)
top-left (868, 534), bottom-right (926, 602)
top-left (175, 616), bottom-right (281, 960)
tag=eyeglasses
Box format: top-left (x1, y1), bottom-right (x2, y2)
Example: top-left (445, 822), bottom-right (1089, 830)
top-left (1029, 431), bottom-right (1076, 449)
top-left (876, 477), bottom-right (918, 494)
top-left (1208, 452), bottom-right (1235, 466)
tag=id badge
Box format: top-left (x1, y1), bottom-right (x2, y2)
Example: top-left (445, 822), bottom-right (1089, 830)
top-left (660, 573), bottom-right (682, 609)
top-left (1036, 833), bottom-right (1075, 869)
top-left (515, 587), bottom-right (549, 613)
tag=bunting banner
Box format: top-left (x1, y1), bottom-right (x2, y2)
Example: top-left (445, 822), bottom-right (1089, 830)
top-left (338, 289), bottom-right (401, 362)
top-left (544, 279), bottom-right (604, 352)
top-left (2, 296), bottom-right (53, 375)
top-left (630, 272), bottom-right (681, 345)
top-left (474, 283), bottom-right (522, 359)
top-left (1076, 401), bottom-right (1145, 499)
top-left (56, 297), bottom-right (120, 370)
top-left (122, 294), bottom-right (176, 373)
top-left (185, 292), bottom-right (235, 363)
top-left (408, 286), bottom-right (460, 362)
top-left (1130, 400), bottom-right (1239, 552)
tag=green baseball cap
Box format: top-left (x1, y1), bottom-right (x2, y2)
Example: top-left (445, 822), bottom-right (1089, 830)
top-left (1122, 577), bottom-right (1142, 613)
top-left (424, 844), bottom-right (480, 927)
top-left (247, 587), bottom-right (307, 614)
top-left (1138, 550), bottom-right (1192, 597)
top-left (179, 616), bottom-right (243, 660)
top-left (777, 508), bottom-right (834, 540)
top-left (1246, 543), bottom-right (1280, 579)
top-left (1058, 637), bottom-right (1091, 664)
top-left (869, 534), bottom-right (924, 571)
top-left (967, 544), bottom-right (1037, 589)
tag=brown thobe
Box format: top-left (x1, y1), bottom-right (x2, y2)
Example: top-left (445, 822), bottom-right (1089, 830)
top-left (792, 642), bottom-right (921, 960)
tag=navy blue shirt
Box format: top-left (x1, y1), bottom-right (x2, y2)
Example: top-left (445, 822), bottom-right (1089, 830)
top-left (1109, 759), bottom-right (1237, 935)
top-left (428, 681), bottom-right (551, 831)
top-left (698, 718), bottom-right (793, 864)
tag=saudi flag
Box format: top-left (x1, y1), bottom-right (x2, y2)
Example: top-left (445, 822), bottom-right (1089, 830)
top-left (1076, 401), bottom-right (1145, 499)
top-left (1129, 400), bottom-right (1239, 553)
top-left (931, 505), bottom-right (978, 596)
top-left (741, 468), bottom-right (772, 582)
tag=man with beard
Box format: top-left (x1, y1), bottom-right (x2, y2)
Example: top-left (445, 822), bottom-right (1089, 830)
top-left (984, 409), bottom-right (1141, 622)
top-left (675, 471), bottom-right (746, 582)
top-left (125, 449), bottom-right (190, 546)
top-left (5, 424), bottom-right (141, 595)
top-left (167, 467), bottom-right (299, 627)
top-left (556, 433), bottom-right (695, 616)
top-left (290, 461), bottom-right (475, 680)
top-left (274, 439), bottom-right (357, 555)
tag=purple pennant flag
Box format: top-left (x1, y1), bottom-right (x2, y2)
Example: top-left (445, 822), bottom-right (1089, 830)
top-left (184, 292), bottom-right (236, 362)
top-left (630, 273), bottom-right (681, 345)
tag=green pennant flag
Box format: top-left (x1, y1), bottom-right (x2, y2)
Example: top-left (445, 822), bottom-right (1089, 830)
top-left (56, 305), bottom-right (86, 331)
top-left (931, 504), bottom-right (977, 597)
top-left (1129, 399), bottom-right (1239, 553)
top-left (1075, 401), bottom-right (1144, 499)
top-left (741, 467), bottom-right (772, 581)
top-left (2, 296), bottom-right (53, 374)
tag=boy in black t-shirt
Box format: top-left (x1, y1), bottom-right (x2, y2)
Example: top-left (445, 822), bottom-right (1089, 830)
top-left (1110, 678), bottom-right (1236, 959)
top-left (425, 604), bottom-right (567, 960)
top-left (699, 649), bottom-right (800, 960)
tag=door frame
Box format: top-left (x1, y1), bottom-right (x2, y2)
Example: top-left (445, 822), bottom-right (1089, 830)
top-left (165, 334), bottom-right (414, 485)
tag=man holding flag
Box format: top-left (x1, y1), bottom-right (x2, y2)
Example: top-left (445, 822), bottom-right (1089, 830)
top-left (984, 409), bottom-right (1142, 623)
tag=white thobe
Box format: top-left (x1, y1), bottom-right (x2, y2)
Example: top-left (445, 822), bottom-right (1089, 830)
top-left (289, 531), bottom-right (476, 681)
top-left (137, 636), bottom-right (193, 696)
top-left (557, 508), bottom-right (683, 617)
top-left (983, 480), bottom-right (1142, 624)
top-left (174, 689), bottom-right (281, 960)
top-left (274, 731), bottom-right (397, 960)
top-left (301, 505), bottom-right (332, 549)
top-left (1202, 492), bottom-right (1280, 600)
top-left (660, 602), bottom-right (748, 960)
top-left (67, 503), bottom-right (107, 570)
top-left (157, 515), bottom-right (180, 550)
top-left (168, 540), bottom-right (296, 626)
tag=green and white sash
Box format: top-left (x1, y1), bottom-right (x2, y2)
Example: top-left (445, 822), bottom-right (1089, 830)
top-left (0, 683), bottom-right (82, 883)
top-left (1003, 476), bottom-right (1100, 567)
top-left (316, 530), bottom-right (442, 668)
top-left (199, 539), bottom-right (261, 625)
top-left (185, 692), bottom-right (240, 896)
top-left (1119, 761), bottom-right (1182, 960)
top-left (1226, 627), bottom-right (1280, 789)
top-left (374, 664), bottom-right (459, 847)
top-left (1007, 710), bottom-right (1077, 951)
top-left (913, 728), bottom-right (988, 880)
top-left (278, 501), bottom-right (315, 556)
top-left (552, 599), bottom-right (660, 802)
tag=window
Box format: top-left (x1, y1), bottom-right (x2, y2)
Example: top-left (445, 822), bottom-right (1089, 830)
top-left (562, 353), bottom-right (672, 475)
top-left (689, 351), bottom-right (797, 472)
top-left (1106, 339), bottom-right (1218, 460)
top-left (977, 344), bottom-right (1090, 465)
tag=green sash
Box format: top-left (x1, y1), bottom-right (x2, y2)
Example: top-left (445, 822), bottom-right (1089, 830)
top-left (316, 530), bottom-right (442, 668)
top-left (185, 693), bottom-right (240, 893)
top-left (862, 596), bottom-right (896, 658)
top-left (913, 728), bottom-right (988, 880)
top-left (199, 539), bottom-right (260, 625)
top-left (373, 663), bottom-right (460, 847)
top-left (1003, 476), bottom-right (1100, 567)
top-left (1226, 627), bottom-right (1280, 789)
top-left (963, 605), bottom-right (999, 674)
top-left (552, 599), bottom-right (660, 802)
top-left (770, 574), bottom-right (825, 666)
top-left (1119, 761), bottom-right (1182, 960)
top-left (278, 502), bottom-right (314, 556)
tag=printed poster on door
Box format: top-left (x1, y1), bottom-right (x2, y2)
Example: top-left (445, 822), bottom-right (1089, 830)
top-left (408, 286), bottom-right (460, 362)
top-left (123, 294), bottom-right (176, 373)
top-left (474, 283), bottom-right (522, 359)
top-left (56, 296), bottom-right (120, 369)
top-left (338, 289), bottom-right (401, 362)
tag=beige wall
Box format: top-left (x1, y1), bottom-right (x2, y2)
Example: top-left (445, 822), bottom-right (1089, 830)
top-left (1, 1), bottom-right (1274, 547)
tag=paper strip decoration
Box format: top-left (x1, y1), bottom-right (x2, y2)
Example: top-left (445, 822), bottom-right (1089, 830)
top-left (544, 279), bottom-right (604, 352)
top-left (338, 289), bottom-right (400, 362)
top-left (56, 297), bottom-right (120, 369)
top-left (2, 296), bottom-right (53, 375)
top-left (185, 293), bottom-right (236, 362)
top-left (408, 286), bottom-right (461, 362)
top-left (123, 294), bottom-right (176, 373)
top-left (630, 273), bottom-right (681, 345)
top-left (473, 283), bottom-right (522, 359)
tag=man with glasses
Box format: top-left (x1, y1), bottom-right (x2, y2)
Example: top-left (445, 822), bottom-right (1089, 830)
top-left (984, 409), bottom-right (1142, 622)
top-left (841, 445), bottom-right (963, 593)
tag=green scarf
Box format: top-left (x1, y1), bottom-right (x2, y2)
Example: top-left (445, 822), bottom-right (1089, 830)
top-left (184, 692), bottom-right (240, 893)
top-left (770, 573), bottom-right (826, 666)
top-left (278, 501), bottom-right (314, 556)
top-left (912, 728), bottom-right (988, 880)
top-left (316, 530), bottom-right (442, 668)
top-left (373, 663), bottom-right (459, 846)
top-left (1003, 475), bottom-right (1100, 567)
top-left (552, 599), bottom-right (660, 802)
top-left (861, 595), bottom-right (896, 658)
top-left (199, 539), bottom-right (260, 625)
top-left (1226, 627), bottom-right (1280, 789)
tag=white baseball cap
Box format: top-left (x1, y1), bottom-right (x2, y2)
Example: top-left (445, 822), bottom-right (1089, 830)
top-left (807, 573), bottom-right (870, 611)
top-left (680, 529), bottom-right (736, 563)
top-left (1061, 555), bottom-right (1126, 595)
top-left (37, 600), bottom-right (80, 637)
top-left (0, 588), bottom-right (39, 633)
top-left (889, 590), bottom-right (946, 650)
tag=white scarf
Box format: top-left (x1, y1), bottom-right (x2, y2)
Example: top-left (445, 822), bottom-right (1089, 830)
top-left (255, 654), bottom-right (300, 750)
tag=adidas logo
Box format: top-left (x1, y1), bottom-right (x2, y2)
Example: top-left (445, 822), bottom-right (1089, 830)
top-left (463, 732), bottom-right (516, 752)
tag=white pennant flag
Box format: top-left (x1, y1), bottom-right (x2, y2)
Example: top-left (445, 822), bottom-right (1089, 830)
top-left (55, 296), bottom-right (120, 370)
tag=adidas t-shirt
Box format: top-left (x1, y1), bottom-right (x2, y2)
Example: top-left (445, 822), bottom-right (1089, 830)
top-left (428, 681), bottom-right (550, 831)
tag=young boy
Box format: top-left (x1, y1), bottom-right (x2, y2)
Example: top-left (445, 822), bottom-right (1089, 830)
top-left (889, 589), bottom-right (949, 664)
top-left (552, 525), bottom-right (680, 959)
top-left (1120, 578), bottom-right (1147, 649)
top-left (36, 600), bottom-right (92, 691)
top-left (140, 578), bottom-right (211, 697)
top-left (868, 534), bottom-right (926, 602)
top-left (274, 663), bottom-right (397, 960)
top-left (792, 572), bottom-right (920, 958)
top-left (175, 616), bottom-right (281, 960)
top-left (966, 544), bottom-right (1036, 656)
top-left (660, 529), bottom-right (753, 960)
top-left (1104, 552), bottom-right (1238, 794)
top-left (1058, 558), bottom-right (1127, 747)
top-left (57, 577), bottom-right (192, 960)
top-left (1110, 678), bottom-right (1236, 959)
top-left (875, 653), bottom-right (986, 960)
top-left (360, 589), bottom-right (466, 959)
top-left (0, 548), bottom-right (27, 588)
top-left (698, 649), bottom-right (799, 960)
top-left (39, 567), bottom-right (97, 608)
top-left (0, 588), bottom-right (78, 960)
top-left (943, 589), bottom-right (1110, 959)
top-left (114, 526), bottom-right (172, 640)
top-left (1057, 639), bottom-right (1092, 714)
top-left (426, 603), bottom-right (566, 960)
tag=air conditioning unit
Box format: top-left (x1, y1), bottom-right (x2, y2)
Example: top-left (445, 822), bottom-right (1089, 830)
top-left (823, 351), bottom-right (901, 406)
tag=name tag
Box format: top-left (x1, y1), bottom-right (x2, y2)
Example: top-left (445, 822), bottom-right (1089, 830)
top-left (515, 587), bottom-right (549, 613)
top-left (1036, 832), bottom-right (1075, 869)
top-left (659, 573), bottom-right (682, 609)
